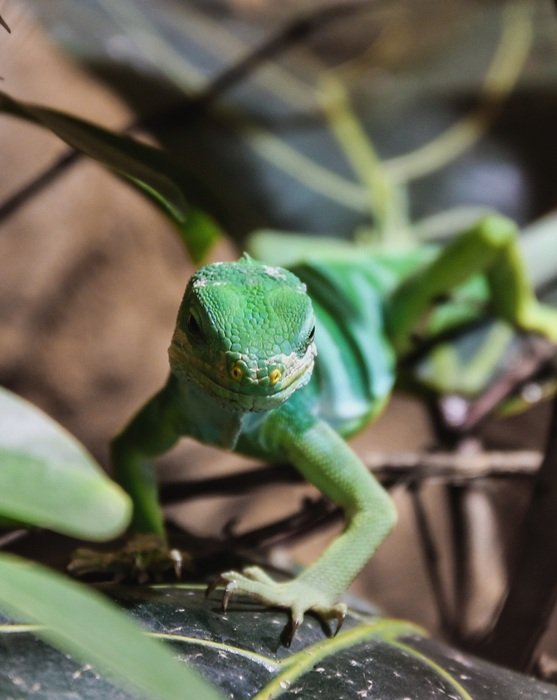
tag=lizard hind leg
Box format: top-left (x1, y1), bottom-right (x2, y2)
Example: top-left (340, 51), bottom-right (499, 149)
top-left (388, 214), bottom-right (557, 353)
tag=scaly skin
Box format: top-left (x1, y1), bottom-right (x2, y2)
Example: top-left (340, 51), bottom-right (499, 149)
top-left (109, 216), bottom-right (557, 643)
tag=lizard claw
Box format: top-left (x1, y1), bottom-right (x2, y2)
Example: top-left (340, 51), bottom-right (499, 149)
top-left (332, 604), bottom-right (347, 636)
top-left (205, 576), bottom-right (238, 612)
top-left (311, 602), bottom-right (347, 636)
top-left (284, 610), bottom-right (305, 647)
top-left (69, 534), bottom-right (190, 583)
top-left (205, 576), bottom-right (226, 599)
top-left (222, 580), bottom-right (237, 612)
top-left (169, 548), bottom-right (183, 579)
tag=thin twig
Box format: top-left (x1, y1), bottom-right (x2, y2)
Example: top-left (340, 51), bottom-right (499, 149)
top-left (222, 497), bottom-right (338, 551)
top-left (446, 483), bottom-right (471, 641)
top-left (159, 464), bottom-right (299, 504)
top-left (149, 0), bottom-right (374, 128)
top-left (409, 483), bottom-right (454, 636)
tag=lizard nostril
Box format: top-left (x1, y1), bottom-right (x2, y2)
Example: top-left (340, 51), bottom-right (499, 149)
top-left (269, 368), bottom-right (282, 385)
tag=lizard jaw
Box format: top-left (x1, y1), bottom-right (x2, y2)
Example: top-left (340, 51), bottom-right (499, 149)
top-left (168, 333), bottom-right (315, 412)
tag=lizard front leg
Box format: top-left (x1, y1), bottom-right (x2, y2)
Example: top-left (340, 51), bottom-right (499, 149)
top-left (111, 376), bottom-right (185, 535)
top-left (71, 376), bottom-right (184, 580)
top-left (211, 404), bottom-right (397, 643)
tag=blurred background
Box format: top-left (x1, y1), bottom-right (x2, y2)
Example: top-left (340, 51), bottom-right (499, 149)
top-left (1, 0), bottom-right (557, 673)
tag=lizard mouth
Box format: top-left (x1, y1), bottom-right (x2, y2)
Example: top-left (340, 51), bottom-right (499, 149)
top-left (168, 336), bottom-right (315, 412)
top-left (189, 361), bottom-right (312, 411)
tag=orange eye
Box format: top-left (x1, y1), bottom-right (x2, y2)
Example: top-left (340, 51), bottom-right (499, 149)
top-left (231, 364), bottom-right (244, 381)
top-left (269, 368), bottom-right (281, 385)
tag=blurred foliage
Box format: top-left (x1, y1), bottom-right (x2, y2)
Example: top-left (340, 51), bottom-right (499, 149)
top-left (0, 388), bottom-right (222, 699)
top-left (0, 387), bottom-right (130, 539)
top-left (18, 0), bottom-right (557, 239)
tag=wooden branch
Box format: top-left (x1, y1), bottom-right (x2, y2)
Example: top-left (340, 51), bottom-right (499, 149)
top-left (477, 395), bottom-right (557, 671)
top-left (363, 449), bottom-right (542, 481)
top-left (0, 529), bottom-right (28, 548)
top-left (159, 449), bottom-right (542, 506)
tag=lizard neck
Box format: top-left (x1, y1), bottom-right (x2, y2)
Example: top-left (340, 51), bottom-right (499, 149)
top-left (176, 377), bottom-right (268, 449)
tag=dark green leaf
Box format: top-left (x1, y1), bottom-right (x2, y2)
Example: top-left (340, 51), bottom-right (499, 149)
top-left (1, 584), bottom-right (554, 699)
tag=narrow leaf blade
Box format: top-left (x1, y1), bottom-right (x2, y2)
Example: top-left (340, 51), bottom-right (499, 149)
top-left (0, 91), bottom-right (220, 262)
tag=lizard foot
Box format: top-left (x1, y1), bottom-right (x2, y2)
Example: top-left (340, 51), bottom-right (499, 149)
top-left (206, 566), bottom-right (346, 645)
top-left (68, 534), bottom-right (190, 583)
top-left (521, 303), bottom-right (557, 344)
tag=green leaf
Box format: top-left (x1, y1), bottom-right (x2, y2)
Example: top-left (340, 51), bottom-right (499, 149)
top-left (0, 387), bottom-right (130, 540)
top-left (0, 554), bottom-right (223, 700)
top-left (0, 91), bottom-right (220, 262)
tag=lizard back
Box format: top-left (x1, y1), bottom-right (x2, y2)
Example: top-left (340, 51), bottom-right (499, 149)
top-left (289, 256), bottom-right (418, 435)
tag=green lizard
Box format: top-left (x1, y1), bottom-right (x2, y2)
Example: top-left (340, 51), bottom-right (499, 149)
top-left (108, 214), bottom-right (557, 643)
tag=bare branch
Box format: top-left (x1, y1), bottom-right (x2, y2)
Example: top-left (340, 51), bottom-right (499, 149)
top-left (477, 395), bottom-right (557, 670)
top-left (0, 529), bottom-right (27, 548)
top-left (159, 449), bottom-right (542, 506)
top-left (0, 14), bottom-right (10, 33)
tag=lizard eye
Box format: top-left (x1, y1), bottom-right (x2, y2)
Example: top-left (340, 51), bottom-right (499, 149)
top-left (186, 311), bottom-right (203, 338)
top-left (231, 363), bottom-right (244, 381)
top-left (300, 325), bottom-right (316, 355)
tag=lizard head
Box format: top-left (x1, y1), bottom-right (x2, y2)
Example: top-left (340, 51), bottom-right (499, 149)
top-left (169, 255), bottom-right (317, 412)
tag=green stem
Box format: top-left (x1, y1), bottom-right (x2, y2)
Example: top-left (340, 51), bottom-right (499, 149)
top-left (319, 75), bottom-right (411, 247)
top-left (385, 1), bottom-right (533, 183)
